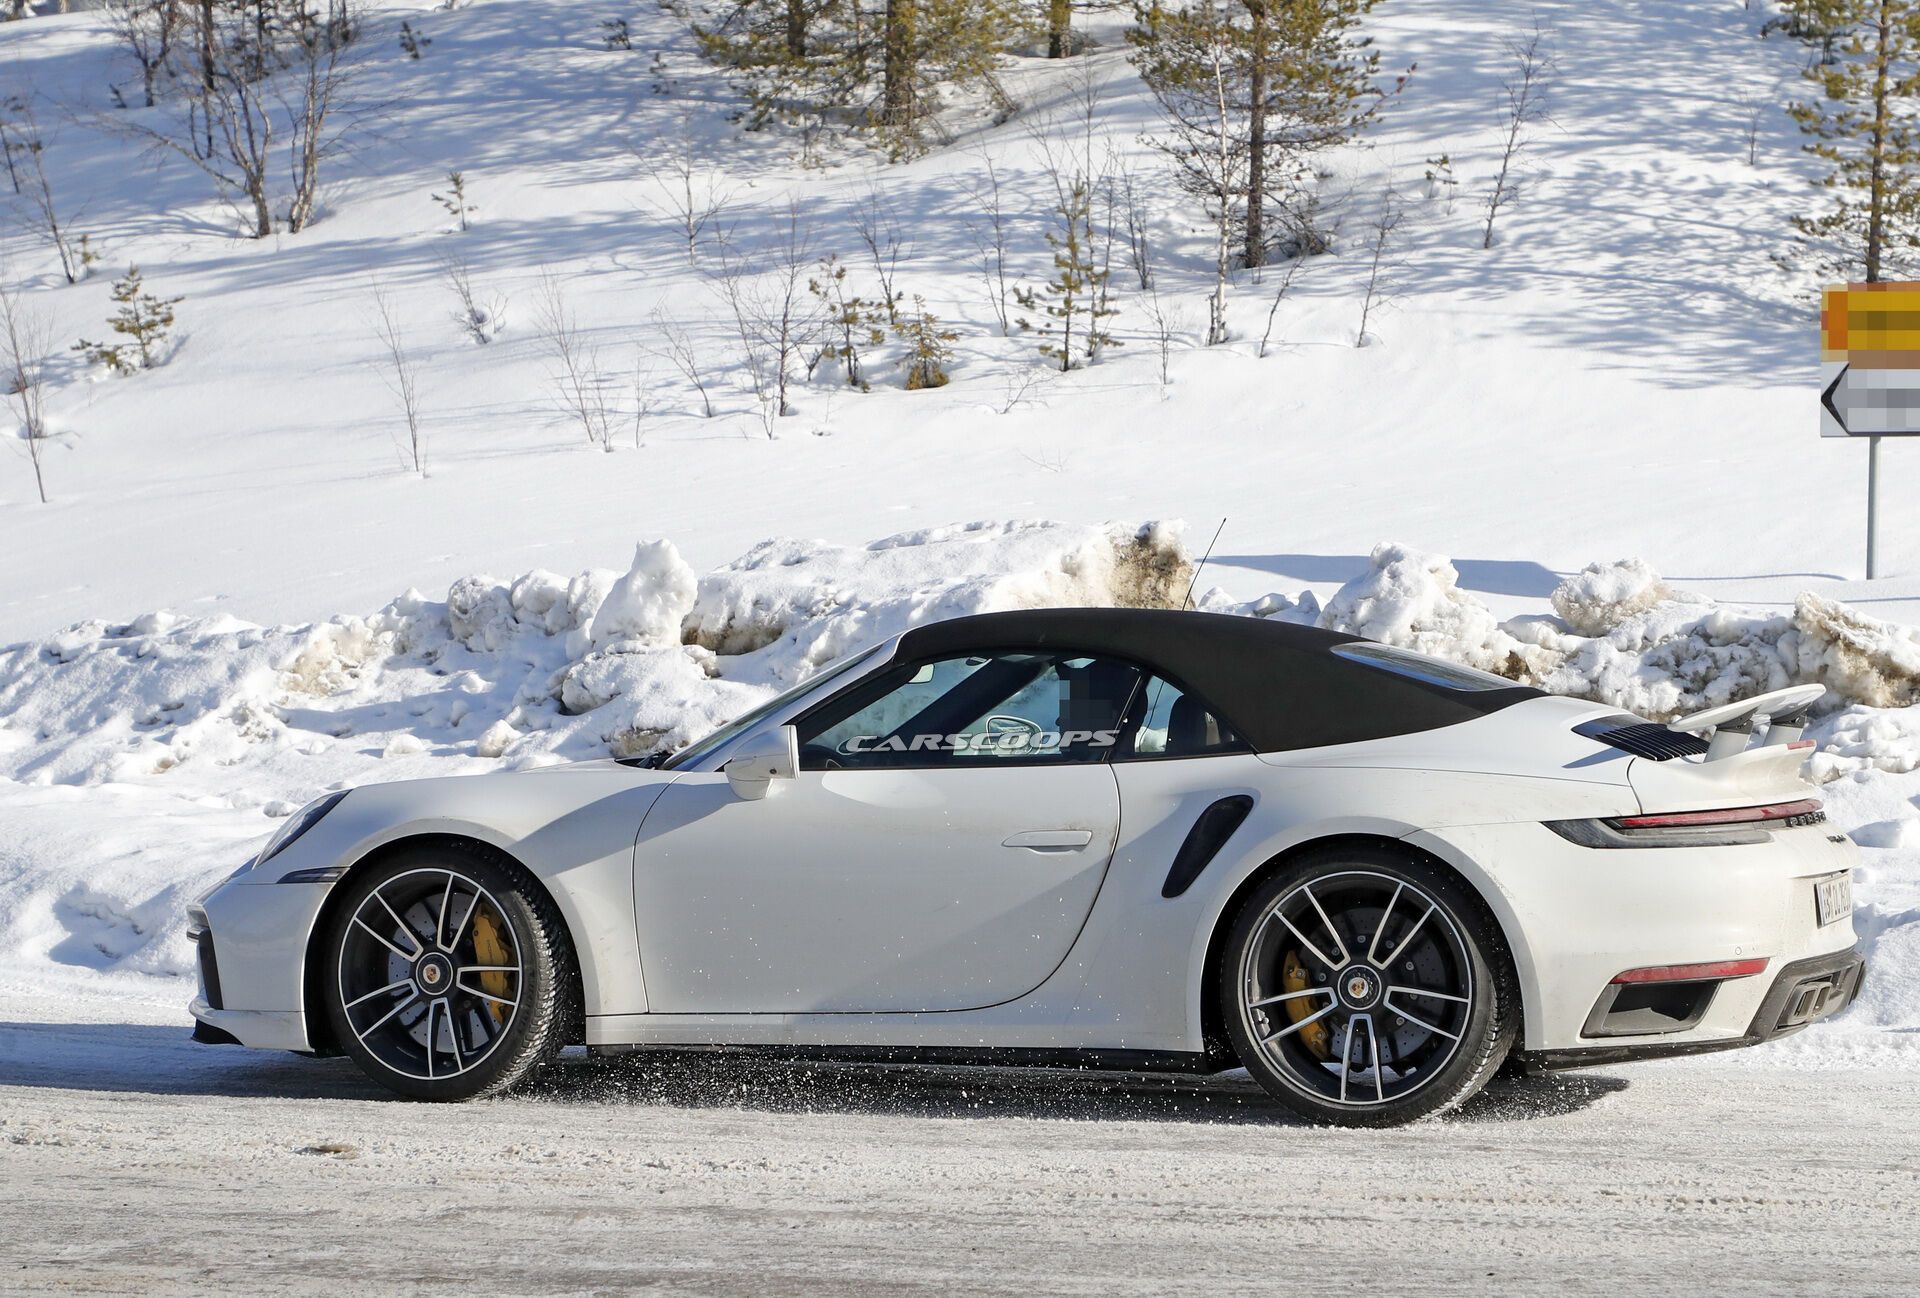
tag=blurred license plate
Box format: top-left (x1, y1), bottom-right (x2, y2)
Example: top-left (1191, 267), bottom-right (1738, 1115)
top-left (1815, 873), bottom-right (1853, 928)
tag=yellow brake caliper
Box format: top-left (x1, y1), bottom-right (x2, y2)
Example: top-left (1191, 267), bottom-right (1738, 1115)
top-left (1282, 949), bottom-right (1332, 1060)
top-left (471, 907), bottom-right (512, 1026)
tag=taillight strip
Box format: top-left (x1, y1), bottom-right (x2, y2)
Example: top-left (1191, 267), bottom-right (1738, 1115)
top-left (1611, 959), bottom-right (1768, 985)
top-left (1615, 799), bottom-right (1822, 830)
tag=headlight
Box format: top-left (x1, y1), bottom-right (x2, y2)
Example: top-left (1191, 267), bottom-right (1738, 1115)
top-left (252, 790), bottom-right (349, 871)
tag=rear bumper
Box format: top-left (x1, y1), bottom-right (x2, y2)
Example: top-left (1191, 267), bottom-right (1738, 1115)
top-left (1521, 946), bottom-right (1867, 1071)
top-left (1409, 820), bottom-right (1862, 1051)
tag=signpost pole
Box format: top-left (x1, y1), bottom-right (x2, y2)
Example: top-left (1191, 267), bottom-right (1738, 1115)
top-left (1868, 433), bottom-right (1882, 580)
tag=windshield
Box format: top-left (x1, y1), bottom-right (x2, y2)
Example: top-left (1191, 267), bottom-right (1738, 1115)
top-left (659, 644), bottom-right (886, 770)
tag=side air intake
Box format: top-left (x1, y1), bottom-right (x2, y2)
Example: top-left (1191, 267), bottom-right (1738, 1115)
top-left (1574, 716), bottom-right (1709, 762)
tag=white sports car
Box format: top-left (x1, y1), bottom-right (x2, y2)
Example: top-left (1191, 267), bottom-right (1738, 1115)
top-left (188, 609), bottom-right (1866, 1125)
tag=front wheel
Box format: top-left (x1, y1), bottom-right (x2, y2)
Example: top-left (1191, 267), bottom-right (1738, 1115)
top-left (322, 846), bottom-right (575, 1101)
top-left (1220, 847), bottom-right (1516, 1127)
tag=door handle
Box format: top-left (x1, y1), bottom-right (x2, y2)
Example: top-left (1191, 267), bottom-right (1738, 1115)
top-left (1002, 829), bottom-right (1095, 852)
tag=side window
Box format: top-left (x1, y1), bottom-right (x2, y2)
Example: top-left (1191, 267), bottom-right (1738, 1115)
top-left (798, 652), bottom-right (1142, 770)
top-left (1124, 676), bottom-right (1245, 760)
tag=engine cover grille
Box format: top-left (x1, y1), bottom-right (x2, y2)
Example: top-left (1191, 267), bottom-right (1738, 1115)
top-left (1575, 716), bottom-right (1710, 762)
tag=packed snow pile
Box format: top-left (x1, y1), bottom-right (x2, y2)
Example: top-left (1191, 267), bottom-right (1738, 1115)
top-left (0, 520), bottom-right (1188, 787)
top-left (1241, 544), bottom-right (1920, 780)
top-left (2, 524), bottom-right (1918, 1055)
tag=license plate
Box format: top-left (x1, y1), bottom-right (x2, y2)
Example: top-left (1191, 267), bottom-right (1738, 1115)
top-left (1815, 872), bottom-right (1853, 928)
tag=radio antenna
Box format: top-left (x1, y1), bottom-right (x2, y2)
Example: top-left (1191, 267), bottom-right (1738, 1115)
top-left (1181, 518), bottom-right (1227, 611)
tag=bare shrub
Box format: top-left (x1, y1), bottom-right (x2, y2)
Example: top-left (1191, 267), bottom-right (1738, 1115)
top-left (533, 273), bottom-right (617, 450)
top-left (639, 123), bottom-right (737, 264)
top-left (1483, 29), bottom-right (1552, 251)
top-left (370, 289), bottom-right (426, 475)
top-left (1357, 188), bottom-right (1402, 346)
top-left (116, 2), bottom-right (367, 238)
top-left (852, 185), bottom-right (909, 324)
top-left (440, 251), bottom-right (503, 344)
top-left (1257, 255), bottom-right (1304, 358)
top-left (7, 98), bottom-right (83, 283)
top-left (650, 310), bottom-right (714, 417)
top-left (712, 200), bottom-right (825, 424)
top-left (962, 153), bottom-right (1014, 333)
top-left (1, 276), bottom-right (54, 503)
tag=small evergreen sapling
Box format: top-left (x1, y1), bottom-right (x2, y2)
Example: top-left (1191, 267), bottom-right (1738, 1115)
top-left (808, 254), bottom-right (888, 391)
top-left (602, 18), bottom-right (632, 50)
top-left (399, 21), bottom-right (430, 59)
top-left (74, 265), bottom-right (182, 374)
top-left (893, 296), bottom-right (958, 390)
top-left (1014, 176), bottom-right (1119, 371)
top-left (1423, 153), bottom-right (1458, 212)
top-left (433, 170), bottom-right (475, 232)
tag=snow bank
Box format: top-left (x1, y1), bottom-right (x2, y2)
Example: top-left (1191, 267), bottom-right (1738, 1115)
top-left (4, 524), bottom-right (1919, 1058)
top-left (1297, 544), bottom-right (1920, 759)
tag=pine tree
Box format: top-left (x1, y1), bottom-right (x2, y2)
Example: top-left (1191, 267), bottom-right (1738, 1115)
top-left (695, 0), bottom-right (1018, 149)
top-left (74, 265), bottom-right (182, 373)
top-left (1768, 0), bottom-right (1854, 64)
top-left (1048, 0), bottom-right (1075, 58)
top-left (893, 295), bottom-right (958, 388)
top-left (1791, 0), bottom-right (1920, 281)
top-left (1014, 176), bottom-right (1120, 371)
top-left (1129, 0), bottom-right (1391, 267)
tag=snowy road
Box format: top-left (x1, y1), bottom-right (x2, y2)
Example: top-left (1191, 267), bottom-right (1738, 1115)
top-left (1, 1019), bottom-right (1917, 1296)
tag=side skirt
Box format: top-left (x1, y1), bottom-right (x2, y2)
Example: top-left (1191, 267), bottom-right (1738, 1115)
top-left (587, 1041), bottom-right (1223, 1076)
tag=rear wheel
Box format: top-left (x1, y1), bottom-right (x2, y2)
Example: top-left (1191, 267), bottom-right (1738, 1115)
top-left (1220, 846), bottom-right (1516, 1127)
top-left (322, 846), bottom-right (574, 1101)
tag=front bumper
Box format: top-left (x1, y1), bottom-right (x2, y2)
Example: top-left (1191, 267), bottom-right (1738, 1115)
top-left (186, 876), bottom-right (335, 1053)
top-left (1521, 946), bottom-right (1867, 1070)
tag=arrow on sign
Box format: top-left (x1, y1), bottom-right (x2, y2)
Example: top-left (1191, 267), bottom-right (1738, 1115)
top-left (1820, 361), bottom-right (1920, 437)
top-left (1824, 363), bottom-right (1848, 433)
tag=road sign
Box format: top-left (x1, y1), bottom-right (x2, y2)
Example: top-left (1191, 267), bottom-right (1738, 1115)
top-left (1819, 282), bottom-right (1920, 577)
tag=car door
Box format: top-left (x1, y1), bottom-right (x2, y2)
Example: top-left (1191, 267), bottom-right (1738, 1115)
top-left (631, 650), bottom-right (1138, 1014)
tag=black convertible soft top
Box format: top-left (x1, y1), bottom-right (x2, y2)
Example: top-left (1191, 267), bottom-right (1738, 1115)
top-left (892, 608), bottom-right (1542, 754)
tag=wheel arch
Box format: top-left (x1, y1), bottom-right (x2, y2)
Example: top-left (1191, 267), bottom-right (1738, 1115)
top-left (1194, 831), bottom-right (1530, 1066)
top-left (301, 832), bottom-right (587, 1055)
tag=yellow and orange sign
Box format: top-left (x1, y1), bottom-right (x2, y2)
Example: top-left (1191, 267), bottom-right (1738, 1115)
top-left (1821, 281), bottom-right (1920, 436)
top-left (1822, 282), bottom-right (1920, 367)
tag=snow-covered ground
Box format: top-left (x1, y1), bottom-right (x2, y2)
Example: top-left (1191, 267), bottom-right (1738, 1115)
top-left (5, 0), bottom-right (1920, 1199)
top-left (3, 1011), bottom-right (1917, 1296)
top-left (3, 0), bottom-right (1918, 638)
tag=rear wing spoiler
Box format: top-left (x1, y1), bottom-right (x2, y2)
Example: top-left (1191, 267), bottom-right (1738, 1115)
top-left (1666, 684), bottom-right (1826, 761)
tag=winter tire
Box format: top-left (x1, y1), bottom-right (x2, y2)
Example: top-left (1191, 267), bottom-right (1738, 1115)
top-left (1220, 845), bottom-right (1517, 1127)
top-left (322, 845), bottom-right (575, 1101)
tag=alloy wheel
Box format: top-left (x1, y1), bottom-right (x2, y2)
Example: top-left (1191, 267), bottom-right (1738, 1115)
top-left (1236, 869), bottom-right (1476, 1109)
top-left (334, 867), bottom-right (524, 1082)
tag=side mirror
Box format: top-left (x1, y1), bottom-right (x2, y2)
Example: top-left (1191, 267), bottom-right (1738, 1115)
top-left (724, 724), bottom-right (799, 801)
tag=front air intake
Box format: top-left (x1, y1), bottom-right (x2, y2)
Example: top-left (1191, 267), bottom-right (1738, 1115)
top-left (1574, 716), bottom-right (1709, 762)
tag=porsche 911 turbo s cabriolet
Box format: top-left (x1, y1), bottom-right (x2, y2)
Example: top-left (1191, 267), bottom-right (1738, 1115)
top-left (188, 609), bottom-right (1865, 1125)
